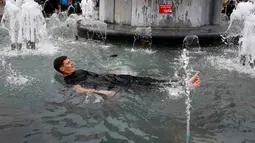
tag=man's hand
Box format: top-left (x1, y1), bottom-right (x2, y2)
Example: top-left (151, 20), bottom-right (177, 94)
top-left (190, 72), bottom-right (200, 88)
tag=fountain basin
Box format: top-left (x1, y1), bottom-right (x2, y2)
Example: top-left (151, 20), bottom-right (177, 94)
top-left (77, 23), bottom-right (227, 46)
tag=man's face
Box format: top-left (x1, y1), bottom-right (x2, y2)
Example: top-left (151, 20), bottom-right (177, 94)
top-left (60, 59), bottom-right (75, 74)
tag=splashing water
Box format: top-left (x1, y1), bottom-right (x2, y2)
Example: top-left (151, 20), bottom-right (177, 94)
top-left (0, 42), bottom-right (59, 57)
top-left (182, 35), bottom-right (200, 49)
top-left (0, 56), bottom-right (33, 87)
top-left (20, 0), bottom-right (47, 42)
top-left (180, 48), bottom-right (192, 143)
top-left (225, 1), bottom-right (255, 67)
top-left (126, 48), bottom-right (157, 55)
top-left (1, 0), bottom-right (47, 50)
top-left (181, 34), bottom-right (201, 142)
top-left (78, 18), bottom-right (107, 42)
top-left (1, 0), bottom-right (20, 44)
top-left (133, 27), bottom-right (152, 48)
top-left (48, 13), bottom-right (81, 39)
top-left (48, 0), bottom-right (105, 41)
top-left (163, 85), bottom-right (186, 100)
top-left (81, 0), bottom-right (98, 19)
top-left (46, 13), bottom-right (62, 29)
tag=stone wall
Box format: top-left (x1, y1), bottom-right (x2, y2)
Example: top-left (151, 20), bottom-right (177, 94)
top-left (99, 0), bottom-right (222, 27)
top-left (99, 0), bottom-right (115, 23)
top-left (115, 0), bottom-right (132, 25)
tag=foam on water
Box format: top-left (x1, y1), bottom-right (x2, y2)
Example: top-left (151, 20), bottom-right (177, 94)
top-left (207, 56), bottom-right (255, 76)
top-left (126, 48), bottom-right (157, 54)
top-left (110, 66), bottom-right (137, 75)
top-left (103, 60), bottom-right (138, 75)
top-left (6, 72), bottom-right (30, 86)
top-left (0, 56), bottom-right (33, 87)
top-left (80, 94), bottom-right (104, 106)
top-left (163, 86), bottom-right (185, 100)
top-left (100, 44), bottom-right (110, 49)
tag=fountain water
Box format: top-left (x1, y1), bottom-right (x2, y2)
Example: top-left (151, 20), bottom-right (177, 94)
top-left (43, 0), bottom-right (104, 41)
top-left (53, 0), bottom-right (105, 41)
top-left (76, 0), bottom-right (106, 42)
top-left (1, 0), bottom-right (21, 49)
top-left (20, 0), bottom-right (47, 48)
top-left (81, 0), bottom-right (98, 19)
top-left (133, 27), bottom-right (152, 48)
top-left (181, 35), bottom-right (201, 143)
top-left (182, 35), bottom-right (200, 49)
top-left (225, 1), bottom-right (255, 68)
top-left (179, 48), bottom-right (192, 143)
top-left (1, 0), bottom-right (47, 50)
top-left (47, 13), bottom-right (81, 39)
top-left (0, 56), bottom-right (33, 87)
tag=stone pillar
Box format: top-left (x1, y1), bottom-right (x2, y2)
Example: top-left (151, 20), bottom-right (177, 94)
top-left (114, 0), bottom-right (132, 25)
top-left (210, 0), bottom-right (222, 25)
top-left (99, 0), bottom-right (115, 23)
top-left (131, 0), bottom-right (152, 27)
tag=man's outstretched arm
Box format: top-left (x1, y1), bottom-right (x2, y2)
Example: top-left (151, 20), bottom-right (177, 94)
top-left (72, 85), bottom-right (116, 97)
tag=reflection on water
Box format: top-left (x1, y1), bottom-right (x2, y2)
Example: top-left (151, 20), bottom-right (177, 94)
top-left (0, 33), bottom-right (254, 143)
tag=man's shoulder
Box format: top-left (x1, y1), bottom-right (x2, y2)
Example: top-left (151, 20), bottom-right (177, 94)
top-left (74, 69), bottom-right (88, 73)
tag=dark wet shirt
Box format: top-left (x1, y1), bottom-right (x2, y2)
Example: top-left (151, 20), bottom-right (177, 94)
top-left (64, 69), bottom-right (170, 91)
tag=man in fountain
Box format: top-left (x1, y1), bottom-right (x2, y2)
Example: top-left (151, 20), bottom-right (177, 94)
top-left (53, 56), bottom-right (201, 97)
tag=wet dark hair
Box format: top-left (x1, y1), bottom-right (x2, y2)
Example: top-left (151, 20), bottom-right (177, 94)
top-left (53, 56), bottom-right (67, 74)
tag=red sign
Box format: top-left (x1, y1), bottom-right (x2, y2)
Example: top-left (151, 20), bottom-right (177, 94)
top-left (159, 4), bottom-right (173, 14)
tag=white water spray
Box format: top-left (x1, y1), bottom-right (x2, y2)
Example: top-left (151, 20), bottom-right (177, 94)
top-left (48, 13), bottom-right (82, 39)
top-left (182, 35), bottom-right (200, 48)
top-left (180, 48), bottom-right (192, 143)
top-left (1, 0), bottom-right (21, 44)
top-left (133, 27), bottom-right (152, 48)
top-left (81, 0), bottom-right (98, 19)
top-left (181, 34), bottom-right (200, 143)
top-left (1, 0), bottom-right (47, 49)
top-left (20, 0), bottom-right (47, 42)
top-left (0, 56), bottom-right (33, 87)
top-left (226, 1), bottom-right (255, 67)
